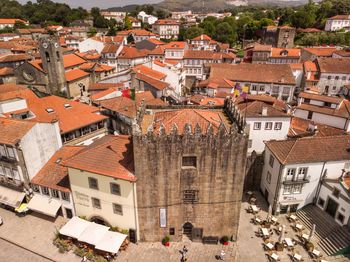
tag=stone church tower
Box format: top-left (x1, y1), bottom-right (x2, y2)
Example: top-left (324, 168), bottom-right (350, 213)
top-left (38, 36), bottom-right (67, 95)
top-left (132, 99), bottom-right (248, 242)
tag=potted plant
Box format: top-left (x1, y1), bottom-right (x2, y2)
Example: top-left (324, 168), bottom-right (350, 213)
top-left (221, 236), bottom-right (229, 245)
top-left (162, 235), bottom-right (170, 246)
top-left (305, 241), bottom-right (314, 252)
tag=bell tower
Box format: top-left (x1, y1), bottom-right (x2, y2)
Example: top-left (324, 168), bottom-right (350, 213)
top-left (38, 36), bottom-right (67, 96)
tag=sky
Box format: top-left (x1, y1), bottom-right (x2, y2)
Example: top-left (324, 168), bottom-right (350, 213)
top-left (17, 0), bottom-right (162, 9)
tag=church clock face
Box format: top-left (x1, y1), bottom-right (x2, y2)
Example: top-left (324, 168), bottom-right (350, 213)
top-left (22, 69), bottom-right (35, 82)
top-left (42, 42), bottom-right (48, 49)
top-left (54, 42), bottom-right (59, 48)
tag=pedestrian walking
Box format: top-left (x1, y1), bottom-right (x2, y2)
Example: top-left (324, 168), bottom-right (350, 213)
top-left (219, 249), bottom-right (225, 260)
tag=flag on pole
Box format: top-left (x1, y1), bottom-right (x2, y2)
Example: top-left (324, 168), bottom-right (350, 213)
top-left (233, 83), bottom-right (248, 99)
top-left (121, 88), bottom-right (136, 100)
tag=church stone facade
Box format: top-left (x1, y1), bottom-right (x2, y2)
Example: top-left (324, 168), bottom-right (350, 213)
top-left (132, 99), bottom-right (248, 242)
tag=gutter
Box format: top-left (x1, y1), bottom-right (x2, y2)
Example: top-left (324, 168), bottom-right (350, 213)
top-left (314, 161), bottom-right (327, 204)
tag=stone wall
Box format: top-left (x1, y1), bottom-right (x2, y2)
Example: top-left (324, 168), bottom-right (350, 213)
top-left (133, 101), bottom-right (248, 242)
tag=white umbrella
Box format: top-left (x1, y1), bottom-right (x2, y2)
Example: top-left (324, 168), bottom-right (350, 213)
top-left (266, 204), bottom-right (272, 222)
top-left (308, 224), bottom-right (316, 242)
top-left (278, 225), bottom-right (286, 243)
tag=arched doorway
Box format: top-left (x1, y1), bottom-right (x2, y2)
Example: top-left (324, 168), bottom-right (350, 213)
top-left (90, 216), bottom-right (107, 226)
top-left (183, 222), bottom-right (193, 238)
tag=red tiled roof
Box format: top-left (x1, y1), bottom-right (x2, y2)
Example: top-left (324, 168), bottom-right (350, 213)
top-left (75, 51), bottom-right (101, 60)
top-left (89, 82), bottom-right (124, 91)
top-left (117, 29), bottom-right (157, 37)
top-left (328, 15), bottom-right (350, 20)
top-left (192, 34), bottom-right (212, 41)
top-left (0, 53), bottom-right (31, 63)
top-left (144, 109), bottom-right (230, 135)
top-left (132, 64), bottom-right (166, 80)
top-left (118, 46), bottom-right (147, 59)
top-left (101, 44), bottom-right (120, 54)
top-left (333, 50), bottom-right (350, 57)
top-left (0, 117), bottom-right (36, 145)
top-left (135, 73), bottom-right (169, 90)
top-left (297, 28), bottom-right (322, 33)
top-left (31, 146), bottom-right (84, 192)
top-left (146, 38), bottom-right (165, 45)
top-left (91, 35), bottom-right (125, 43)
top-left (63, 53), bottom-right (87, 68)
top-left (271, 48), bottom-right (300, 58)
top-left (266, 135), bottom-right (350, 165)
top-left (90, 88), bottom-right (120, 101)
top-left (0, 84), bottom-right (108, 134)
top-left (297, 100), bottom-right (350, 119)
top-left (183, 50), bottom-right (227, 60)
top-left (163, 41), bottom-right (187, 49)
top-left (317, 57), bottom-right (350, 74)
top-left (253, 44), bottom-right (272, 52)
top-left (0, 18), bottom-right (27, 25)
top-left (206, 63), bottom-right (295, 85)
top-left (155, 19), bottom-right (179, 25)
top-left (65, 68), bottom-right (90, 82)
top-left (0, 67), bottom-right (14, 76)
top-left (237, 100), bottom-right (289, 118)
top-left (288, 117), bottom-right (347, 138)
top-left (299, 92), bottom-right (342, 104)
top-left (63, 135), bottom-right (135, 181)
top-left (302, 47), bottom-right (336, 57)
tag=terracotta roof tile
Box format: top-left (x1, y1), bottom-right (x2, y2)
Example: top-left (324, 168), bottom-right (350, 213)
top-left (0, 84), bottom-right (107, 134)
top-left (154, 19), bottom-right (179, 25)
top-left (237, 100), bottom-right (289, 118)
top-left (163, 41), bottom-right (187, 49)
top-left (146, 38), bottom-right (165, 45)
top-left (0, 117), bottom-right (36, 145)
top-left (184, 50), bottom-right (227, 60)
top-left (89, 82), bottom-right (124, 91)
top-left (65, 68), bottom-right (90, 82)
top-left (117, 29), bottom-right (157, 37)
top-left (118, 46), bottom-right (147, 59)
top-left (266, 135), bottom-right (350, 165)
top-left (143, 108), bottom-right (230, 135)
top-left (317, 57), bottom-right (350, 74)
top-left (90, 88), bottom-right (120, 101)
top-left (192, 34), bottom-right (212, 41)
top-left (135, 73), bottom-right (169, 90)
top-left (0, 67), bottom-right (14, 76)
top-left (91, 35), bottom-right (125, 43)
top-left (271, 48), bottom-right (300, 58)
top-left (31, 146), bottom-right (84, 192)
top-left (101, 44), bottom-right (120, 54)
top-left (206, 63), bottom-right (295, 85)
top-left (299, 92), bottom-right (342, 104)
top-left (302, 47), bottom-right (336, 57)
top-left (63, 53), bottom-right (87, 68)
top-left (63, 135), bottom-right (135, 181)
top-left (0, 18), bottom-right (27, 25)
top-left (0, 53), bottom-right (31, 63)
top-left (297, 101), bottom-right (350, 119)
top-left (288, 117), bottom-right (347, 138)
top-left (132, 64), bottom-right (166, 80)
top-left (328, 15), bottom-right (350, 20)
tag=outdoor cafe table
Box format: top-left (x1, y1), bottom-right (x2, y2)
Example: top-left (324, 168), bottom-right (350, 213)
top-left (312, 249), bottom-right (321, 257)
top-left (261, 228), bottom-right (269, 237)
top-left (251, 205), bottom-right (259, 213)
top-left (293, 253), bottom-right (302, 261)
top-left (271, 253), bottom-right (279, 261)
top-left (255, 217), bottom-right (262, 224)
top-left (284, 238), bottom-right (294, 247)
top-left (265, 242), bottom-right (274, 250)
top-left (271, 216), bottom-right (278, 223)
top-left (302, 233), bottom-right (309, 241)
top-left (289, 214), bottom-right (297, 221)
top-left (295, 224), bottom-right (303, 230)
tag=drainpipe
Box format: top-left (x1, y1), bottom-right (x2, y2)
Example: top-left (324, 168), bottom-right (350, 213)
top-left (132, 181), bottom-right (140, 242)
top-left (272, 163), bottom-right (284, 215)
top-left (314, 161), bottom-right (326, 204)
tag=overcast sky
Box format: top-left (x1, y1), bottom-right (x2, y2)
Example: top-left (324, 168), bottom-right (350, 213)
top-left (17, 0), bottom-right (162, 9)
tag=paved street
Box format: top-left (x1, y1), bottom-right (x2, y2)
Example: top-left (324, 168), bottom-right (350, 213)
top-left (0, 238), bottom-right (50, 262)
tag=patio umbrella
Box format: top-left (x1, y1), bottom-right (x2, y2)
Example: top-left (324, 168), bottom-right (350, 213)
top-left (266, 204), bottom-right (272, 222)
top-left (278, 225), bottom-right (286, 243)
top-left (308, 224), bottom-right (316, 242)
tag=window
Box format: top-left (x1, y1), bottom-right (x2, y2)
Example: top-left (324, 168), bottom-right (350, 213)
top-left (327, 75), bottom-right (332, 80)
top-left (283, 184), bottom-right (302, 194)
top-left (318, 198), bottom-right (325, 207)
top-left (12, 168), bottom-right (20, 180)
top-left (92, 197), bottom-right (101, 209)
top-left (266, 171), bottom-right (271, 184)
top-left (88, 177), bottom-right (98, 190)
top-left (342, 76), bottom-right (346, 80)
top-left (332, 188), bottom-right (340, 198)
top-left (259, 86), bottom-right (265, 91)
top-left (253, 122), bottom-right (261, 130)
top-left (297, 167), bottom-right (308, 180)
top-left (182, 156), bottom-right (197, 168)
top-left (286, 168), bottom-right (296, 181)
top-left (269, 155), bottom-right (274, 168)
top-left (337, 212), bottom-right (344, 224)
top-left (51, 189), bottom-right (59, 198)
top-left (274, 122), bottom-right (282, 130)
top-left (61, 192), bottom-right (70, 202)
top-left (7, 147), bottom-right (15, 158)
top-left (113, 203), bottom-right (123, 215)
top-left (265, 122), bottom-right (272, 130)
top-left (110, 183), bottom-right (121, 195)
top-left (248, 139), bottom-right (252, 149)
top-left (4, 167), bottom-right (12, 179)
top-left (0, 145), bottom-right (6, 156)
top-left (0, 166), bottom-right (4, 177)
top-left (183, 190), bottom-right (198, 204)
top-left (41, 186), bottom-right (50, 196)
top-left (335, 76), bottom-right (339, 80)
top-left (169, 228), bottom-right (175, 235)
top-left (31, 184), bottom-right (40, 193)
top-left (307, 111), bottom-right (313, 120)
top-left (252, 85), bottom-right (257, 91)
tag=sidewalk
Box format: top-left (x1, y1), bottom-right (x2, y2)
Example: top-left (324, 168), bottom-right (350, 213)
top-left (0, 208), bottom-right (79, 262)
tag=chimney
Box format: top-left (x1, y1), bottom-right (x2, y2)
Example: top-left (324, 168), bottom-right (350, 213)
top-left (262, 106), bottom-right (268, 116)
top-left (280, 75), bottom-right (285, 83)
top-left (308, 122), bottom-right (317, 133)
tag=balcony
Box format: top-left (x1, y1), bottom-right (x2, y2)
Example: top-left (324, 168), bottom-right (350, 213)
top-left (283, 176), bottom-right (310, 185)
top-left (0, 155), bottom-right (17, 163)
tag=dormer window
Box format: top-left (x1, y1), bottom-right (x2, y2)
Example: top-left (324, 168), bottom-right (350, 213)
top-left (46, 108), bottom-right (54, 113)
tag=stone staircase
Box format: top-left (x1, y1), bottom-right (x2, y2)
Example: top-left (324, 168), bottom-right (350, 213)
top-left (296, 205), bottom-right (350, 256)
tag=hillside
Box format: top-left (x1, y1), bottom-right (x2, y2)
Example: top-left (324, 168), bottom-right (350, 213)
top-left (156, 0), bottom-right (309, 12)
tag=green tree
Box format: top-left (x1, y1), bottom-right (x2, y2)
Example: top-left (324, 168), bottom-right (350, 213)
top-left (215, 22), bottom-right (235, 45)
top-left (199, 21), bottom-right (216, 37)
top-left (183, 26), bottom-right (203, 40)
top-left (124, 16), bottom-right (132, 30)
